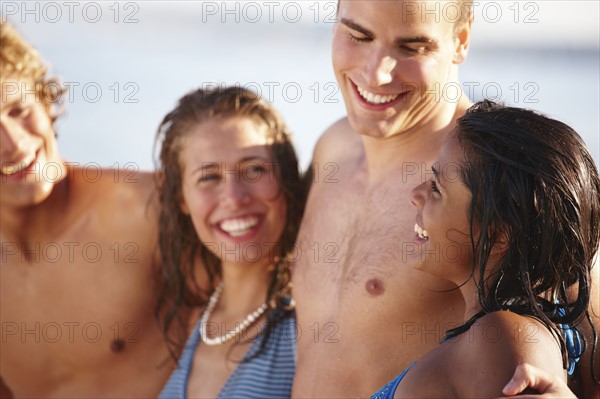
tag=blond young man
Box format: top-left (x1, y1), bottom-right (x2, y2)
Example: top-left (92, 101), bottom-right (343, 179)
top-left (0, 22), bottom-right (172, 397)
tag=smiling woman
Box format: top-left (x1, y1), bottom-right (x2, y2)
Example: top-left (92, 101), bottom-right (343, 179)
top-left (154, 86), bottom-right (305, 398)
top-left (372, 100), bottom-right (600, 398)
top-left (178, 118), bottom-right (285, 251)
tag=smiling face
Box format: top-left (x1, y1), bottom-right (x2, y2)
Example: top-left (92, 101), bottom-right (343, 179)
top-left (178, 116), bottom-right (287, 266)
top-left (409, 135), bottom-right (473, 283)
top-left (332, 0), bottom-right (470, 138)
top-left (0, 78), bottom-right (62, 209)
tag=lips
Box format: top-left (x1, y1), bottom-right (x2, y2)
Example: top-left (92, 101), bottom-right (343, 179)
top-left (0, 151), bottom-right (41, 182)
top-left (1, 151), bottom-right (37, 176)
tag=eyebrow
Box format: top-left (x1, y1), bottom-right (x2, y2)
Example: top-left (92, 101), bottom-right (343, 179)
top-left (340, 18), bottom-right (373, 37)
top-left (190, 156), bottom-right (268, 176)
top-left (395, 36), bottom-right (439, 48)
top-left (2, 98), bottom-right (27, 108)
top-left (191, 162), bottom-right (219, 177)
top-left (341, 17), bottom-right (439, 50)
top-left (238, 156), bottom-right (269, 164)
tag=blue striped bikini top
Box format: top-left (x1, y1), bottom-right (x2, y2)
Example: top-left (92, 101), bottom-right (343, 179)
top-left (158, 312), bottom-right (296, 399)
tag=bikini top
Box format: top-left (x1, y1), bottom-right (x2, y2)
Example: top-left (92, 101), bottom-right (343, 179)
top-left (158, 311), bottom-right (297, 399)
top-left (370, 309), bottom-right (583, 399)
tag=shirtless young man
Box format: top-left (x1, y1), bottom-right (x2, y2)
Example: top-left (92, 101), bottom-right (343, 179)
top-left (292, 1), bottom-right (471, 396)
top-left (292, 1), bottom-right (600, 398)
top-left (0, 22), bottom-right (172, 397)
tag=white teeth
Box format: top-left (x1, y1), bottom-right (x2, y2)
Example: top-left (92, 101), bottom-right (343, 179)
top-left (357, 86), bottom-right (399, 105)
top-left (414, 223), bottom-right (429, 240)
top-left (219, 216), bottom-right (258, 237)
top-left (1, 152), bottom-right (36, 175)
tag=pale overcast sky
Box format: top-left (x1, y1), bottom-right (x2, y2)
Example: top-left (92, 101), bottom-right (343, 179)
top-left (3, 1), bottom-right (598, 168)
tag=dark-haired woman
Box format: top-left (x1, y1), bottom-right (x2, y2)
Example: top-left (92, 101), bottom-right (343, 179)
top-left (372, 100), bottom-right (599, 398)
top-left (155, 87), bottom-right (304, 398)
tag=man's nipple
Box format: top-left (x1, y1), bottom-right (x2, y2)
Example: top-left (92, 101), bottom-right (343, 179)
top-left (365, 278), bottom-right (385, 296)
top-left (111, 339), bottom-right (126, 353)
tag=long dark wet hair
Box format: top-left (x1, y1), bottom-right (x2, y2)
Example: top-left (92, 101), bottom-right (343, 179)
top-left (154, 86), bottom-right (304, 359)
top-left (446, 100), bottom-right (600, 380)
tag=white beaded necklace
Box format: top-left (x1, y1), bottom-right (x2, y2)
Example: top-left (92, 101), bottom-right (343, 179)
top-left (199, 282), bottom-right (268, 346)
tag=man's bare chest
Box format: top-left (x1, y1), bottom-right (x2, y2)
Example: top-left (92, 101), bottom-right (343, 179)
top-left (296, 179), bottom-right (416, 286)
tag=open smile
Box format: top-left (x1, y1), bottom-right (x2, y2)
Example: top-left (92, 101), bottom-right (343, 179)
top-left (351, 80), bottom-right (408, 110)
top-left (413, 222), bottom-right (429, 244)
top-left (1, 150), bottom-right (38, 175)
top-left (0, 150), bottom-right (40, 181)
top-left (215, 214), bottom-right (263, 240)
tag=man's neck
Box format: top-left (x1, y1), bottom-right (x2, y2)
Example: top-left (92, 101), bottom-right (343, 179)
top-left (361, 96), bottom-right (472, 180)
top-left (0, 174), bottom-right (71, 244)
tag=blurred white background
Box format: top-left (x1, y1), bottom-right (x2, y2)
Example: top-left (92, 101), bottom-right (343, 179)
top-left (3, 0), bottom-right (599, 170)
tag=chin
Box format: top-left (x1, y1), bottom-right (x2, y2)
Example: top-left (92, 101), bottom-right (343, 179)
top-left (1, 181), bottom-right (55, 209)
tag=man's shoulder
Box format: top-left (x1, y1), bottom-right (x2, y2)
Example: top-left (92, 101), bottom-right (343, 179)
top-left (69, 166), bottom-right (155, 195)
top-left (313, 117), bottom-right (362, 164)
top-left (67, 167), bottom-right (157, 219)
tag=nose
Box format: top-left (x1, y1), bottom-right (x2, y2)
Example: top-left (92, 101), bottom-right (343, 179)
top-left (220, 176), bottom-right (251, 209)
top-left (0, 117), bottom-right (27, 158)
top-left (410, 181), bottom-right (428, 208)
top-left (363, 50), bottom-right (397, 87)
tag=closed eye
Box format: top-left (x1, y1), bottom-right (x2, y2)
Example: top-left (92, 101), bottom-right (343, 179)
top-left (349, 33), bottom-right (371, 43)
top-left (400, 45), bottom-right (427, 55)
top-left (8, 105), bottom-right (31, 118)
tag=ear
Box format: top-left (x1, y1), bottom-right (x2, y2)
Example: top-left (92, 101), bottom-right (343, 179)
top-left (490, 228), bottom-right (509, 258)
top-left (453, 19), bottom-right (472, 64)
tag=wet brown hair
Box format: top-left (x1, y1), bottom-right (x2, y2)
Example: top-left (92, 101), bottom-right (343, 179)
top-left (154, 86), bottom-right (304, 358)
